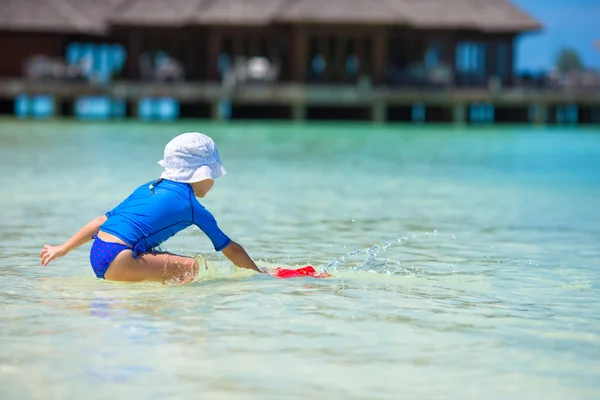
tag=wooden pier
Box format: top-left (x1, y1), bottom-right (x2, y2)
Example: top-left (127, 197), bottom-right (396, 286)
top-left (1, 79), bottom-right (599, 124)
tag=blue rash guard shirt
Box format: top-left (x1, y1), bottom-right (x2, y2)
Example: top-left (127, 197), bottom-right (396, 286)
top-left (99, 179), bottom-right (231, 255)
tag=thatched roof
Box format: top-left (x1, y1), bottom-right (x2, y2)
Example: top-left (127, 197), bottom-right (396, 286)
top-left (195, 0), bottom-right (289, 25)
top-left (0, 0), bottom-right (125, 33)
top-left (111, 0), bottom-right (203, 26)
top-left (275, 0), bottom-right (408, 24)
top-left (112, 0), bottom-right (288, 26)
top-left (0, 0), bottom-right (541, 33)
top-left (390, 0), bottom-right (541, 32)
top-left (274, 0), bottom-right (540, 31)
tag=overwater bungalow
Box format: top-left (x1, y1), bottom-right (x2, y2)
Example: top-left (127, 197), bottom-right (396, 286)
top-left (0, 0), bottom-right (598, 124)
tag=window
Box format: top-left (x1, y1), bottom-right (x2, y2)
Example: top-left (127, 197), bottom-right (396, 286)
top-left (138, 98), bottom-right (179, 121)
top-left (75, 97), bottom-right (125, 120)
top-left (456, 42), bottom-right (485, 77)
top-left (497, 41), bottom-right (510, 84)
top-left (15, 95), bottom-right (54, 119)
top-left (412, 103), bottom-right (426, 122)
top-left (425, 41), bottom-right (442, 69)
top-left (66, 42), bottom-right (125, 83)
top-left (556, 104), bottom-right (578, 124)
top-left (470, 103), bottom-right (494, 123)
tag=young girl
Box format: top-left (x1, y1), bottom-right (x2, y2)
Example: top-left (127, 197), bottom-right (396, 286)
top-left (39, 132), bottom-right (262, 284)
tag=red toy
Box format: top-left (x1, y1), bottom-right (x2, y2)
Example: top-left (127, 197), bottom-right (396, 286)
top-left (272, 265), bottom-right (331, 279)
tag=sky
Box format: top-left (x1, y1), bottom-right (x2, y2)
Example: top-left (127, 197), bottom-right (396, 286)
top-left (512, 0), bottom-right (600, 72)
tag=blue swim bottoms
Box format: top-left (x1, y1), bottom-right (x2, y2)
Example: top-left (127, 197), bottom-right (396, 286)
top-left (89, 235), bottom-right (131, 279)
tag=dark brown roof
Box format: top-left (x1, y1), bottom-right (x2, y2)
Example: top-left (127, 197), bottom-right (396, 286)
top-left (0, 0), bottom-right (542, 33)
top-left (0, 0), bottom-right (125, 33)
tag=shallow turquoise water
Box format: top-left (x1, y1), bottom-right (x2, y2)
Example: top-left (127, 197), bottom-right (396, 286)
top-left (1, 120), bottom-right (599, 399)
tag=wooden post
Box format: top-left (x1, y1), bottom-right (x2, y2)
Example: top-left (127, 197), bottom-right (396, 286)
top-left (233, 36), bottom-right (243, 57)
top-left (372, 101), bottom-right (386, 124)
top-left (531, 103), bottom-right (548, 125)
top-left (183, 28), bottom-right (197, 80)
top-left (292, 102), bottom-right (306, 122)
top-left (506, 35), bottom-right (515, 87)
top-left (249, 37), bottom-right (260, 58)
top-left (291, 26), bottom-right (308, 82)
top-left (485, 39), bottom-right (498, 86)
top-left (211, 101), bottom-right (220, 120)
top-left (439, 33), bottom-right (457, 86)
top-left (453, 103), bottom-right (467, 125)
top-left (318, 35), bottom-right (329, 81)
top-left (207, 29), bottom-right (221, 82)
top-left (372, 29), bottom-right (388, 86)
top-left (130, 99), bottom-right (141, 119)
top-left (334, 36), bottom-right (345, 82)
top-left (127, 30), bottom-right (141, 80)
top-left (48, 95), bottom-right (58, 118)
top-left (355, 36), bottom-right (364, 76)
top-left (212, 99), bottom-right (231, 121)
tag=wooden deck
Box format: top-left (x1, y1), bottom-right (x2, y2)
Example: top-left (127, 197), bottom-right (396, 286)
top-left (2, 79), bottom-right (599, 105)
top-left (1, 79), bottom-right (599, 123)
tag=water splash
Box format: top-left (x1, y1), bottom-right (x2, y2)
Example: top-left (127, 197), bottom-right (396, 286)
top-left (325, 236), bottom-right (409, 274)
top-left (320, 230), bottom-right (537, 279)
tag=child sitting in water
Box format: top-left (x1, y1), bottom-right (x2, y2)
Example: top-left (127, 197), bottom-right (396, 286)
top-left (39, 132), bottom-right (262, 284)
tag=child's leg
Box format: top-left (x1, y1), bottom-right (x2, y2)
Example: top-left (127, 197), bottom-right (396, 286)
top-left (104, 249), bottom-right (199, 284)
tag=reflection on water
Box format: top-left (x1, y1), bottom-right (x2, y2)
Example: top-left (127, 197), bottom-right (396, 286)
top-left (1, 121), bottom-right (600, 399)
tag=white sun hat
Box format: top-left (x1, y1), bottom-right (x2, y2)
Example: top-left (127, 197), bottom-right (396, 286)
top-left (158, 132), bottom-right (227, 183)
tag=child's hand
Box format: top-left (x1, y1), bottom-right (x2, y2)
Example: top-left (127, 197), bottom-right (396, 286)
top-left (39, 244), bottom-right (68, 267)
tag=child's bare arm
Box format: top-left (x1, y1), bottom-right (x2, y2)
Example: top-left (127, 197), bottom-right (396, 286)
top-left (40, 215), bottom-right (107, 267)
top-left (221, 241), bottom-right (262, 273)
